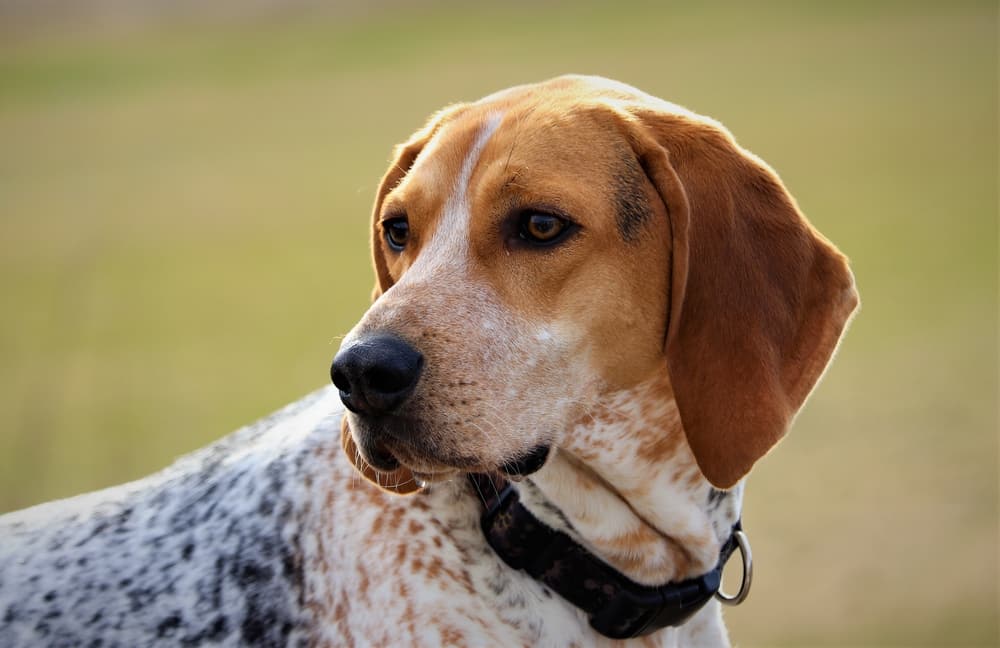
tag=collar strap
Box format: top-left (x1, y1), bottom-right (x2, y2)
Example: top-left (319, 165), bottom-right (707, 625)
top-left (468, 472), bottom-right (741, 639)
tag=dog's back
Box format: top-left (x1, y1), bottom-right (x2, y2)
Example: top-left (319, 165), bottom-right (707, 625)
top-left (0, 389), bottom-right (337, 646)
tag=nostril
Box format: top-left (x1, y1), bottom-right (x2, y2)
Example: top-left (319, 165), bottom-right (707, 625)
top-left (331, 367), bottom-right (352, 394)
top-left (366, 355), bottom-right (423, 395)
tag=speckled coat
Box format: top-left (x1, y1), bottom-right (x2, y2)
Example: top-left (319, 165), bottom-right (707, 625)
top-left (0, 388), bottom-right (738, 647)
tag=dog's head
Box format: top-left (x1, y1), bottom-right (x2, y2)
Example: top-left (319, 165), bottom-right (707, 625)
top-left (333, 75), bottom-right (857, 495)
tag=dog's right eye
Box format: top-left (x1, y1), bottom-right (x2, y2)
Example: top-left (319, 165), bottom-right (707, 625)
top-left (516, 211), bottom-right (575, 247)
top-left (383, 217), bottom-right (409, 251)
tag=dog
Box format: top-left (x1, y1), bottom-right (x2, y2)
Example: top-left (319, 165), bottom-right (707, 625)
top-left (0, 75), bottom-right (857, 647)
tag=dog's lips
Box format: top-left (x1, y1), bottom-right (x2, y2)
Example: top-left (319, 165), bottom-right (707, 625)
top-left (500, 444), bottom-right (552, 477)
top-left (360, 438), bottom-right (402, 472)
top-left (394, 443), bottom-right (553, 480)
top-left (351, 414), bottom-right (416, 471)
top-left (353, 413), bottom-right (552, 478)
top-left (356, 426), bottom-right (457, 475)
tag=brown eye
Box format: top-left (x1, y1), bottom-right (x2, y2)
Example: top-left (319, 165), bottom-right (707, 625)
top-left (519, 213), bottom-right (569, 245)
top-left (384, 217), bottom-right (409, 251)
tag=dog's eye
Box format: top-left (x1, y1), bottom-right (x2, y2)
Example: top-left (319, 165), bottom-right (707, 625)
top-left (383, 217), bottom-right (409, 251)
top-left (519, 213), bottom-right (570, 245)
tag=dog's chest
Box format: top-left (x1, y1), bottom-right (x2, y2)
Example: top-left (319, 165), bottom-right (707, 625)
top-left (301, 466), bottom-right (586, 646)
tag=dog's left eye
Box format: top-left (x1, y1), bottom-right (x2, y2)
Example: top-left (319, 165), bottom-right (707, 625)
top-left (383, 217), bottom-right (409, 251)
top-left (518, 213), bottom-right (571, 246)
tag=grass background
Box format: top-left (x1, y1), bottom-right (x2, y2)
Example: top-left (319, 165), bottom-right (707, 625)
top-left (0, 1), bottom-right (996, 645)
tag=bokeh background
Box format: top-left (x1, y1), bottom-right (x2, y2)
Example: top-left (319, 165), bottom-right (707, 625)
top-left (1, 1), bottom-right (996, 645)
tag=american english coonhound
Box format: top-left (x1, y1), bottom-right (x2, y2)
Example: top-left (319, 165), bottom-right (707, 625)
top-left (0, 75), bottom-right (857, 647)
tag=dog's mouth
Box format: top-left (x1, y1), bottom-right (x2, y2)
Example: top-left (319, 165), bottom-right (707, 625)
top-left (362, 437), bottom-right (404, 472)
top-left (355, 430), bottom-right (472, 478)
top-left (354, 420), bottom-right (551, 480)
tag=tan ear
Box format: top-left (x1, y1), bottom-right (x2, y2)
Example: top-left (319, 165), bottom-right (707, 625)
top-left (340, 415), bottom-right (422, 495)
top-left (370, 104), bottom-right (467, 301)
top-left (624, 108), bottom-right (858, 489)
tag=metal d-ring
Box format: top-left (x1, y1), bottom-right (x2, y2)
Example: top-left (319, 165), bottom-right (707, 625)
top-left (715, 529), bottom-right (753, 606)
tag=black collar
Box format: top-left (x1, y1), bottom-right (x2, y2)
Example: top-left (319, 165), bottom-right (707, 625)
top-left (468, 472), bottom-right (742, 639)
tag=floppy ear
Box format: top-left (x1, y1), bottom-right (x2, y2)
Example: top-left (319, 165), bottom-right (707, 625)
top-left (624, 107), bottom-right (858, 489)
top-left (340, 415), bottom-right (422, 495)
top-left (370, 104), bottom-right (467, 301)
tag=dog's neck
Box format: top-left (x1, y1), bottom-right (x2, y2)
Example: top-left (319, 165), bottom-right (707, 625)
top-left (515, 374), bottom-right (743, 586)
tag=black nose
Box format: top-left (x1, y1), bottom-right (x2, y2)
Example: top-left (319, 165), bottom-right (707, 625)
top-left (331, 334), bottom-right (423, 416)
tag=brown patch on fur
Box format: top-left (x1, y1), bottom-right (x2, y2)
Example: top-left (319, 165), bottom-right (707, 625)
top-left (333, 599), bottom-right (349, 622)
top-left (356, 563), bottom-right (370, 600)
top-left (600, 523), bottom-right (704, 579)
top-left (394, 542), bottom-right (408, 565)
top-left (603, 525), bottom-right (666, 552)
top-left (370, 512), bottom-right (385, 537)
top-left (636, 429), bottom-right (684, 465)
top-left (425, 556), bottom-right (443, 580)
top-left (441, 625), bottom-right (466, 645)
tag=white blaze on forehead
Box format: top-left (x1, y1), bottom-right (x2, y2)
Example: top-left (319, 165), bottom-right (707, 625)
top-left (406, 112), bottom-right (503, 278)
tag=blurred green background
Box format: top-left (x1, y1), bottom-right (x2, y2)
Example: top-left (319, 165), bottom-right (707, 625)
top-left (0, 1), bottom-right (995, 645)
